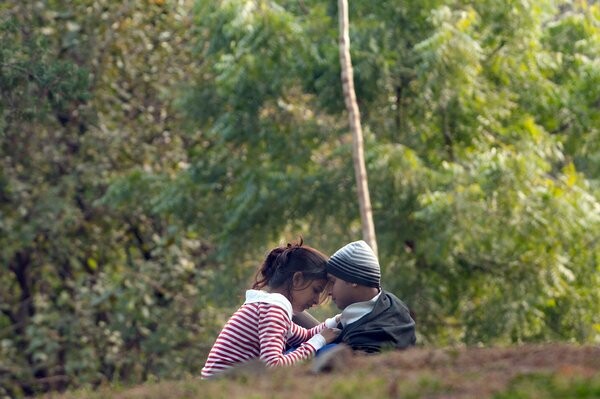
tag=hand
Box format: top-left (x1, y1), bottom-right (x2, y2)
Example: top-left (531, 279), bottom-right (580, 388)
top-left (324, 314), bottom-right (342, 328)
top-left (320, 327), bottom-right (341, 344)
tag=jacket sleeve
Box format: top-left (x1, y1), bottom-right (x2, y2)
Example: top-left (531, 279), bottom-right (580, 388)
top-left (257, 304), bottom-right (325, 367)
top-left (287, 314), bottom-right (341, 347)
top-left (286, 322), bottom-right (323, 347)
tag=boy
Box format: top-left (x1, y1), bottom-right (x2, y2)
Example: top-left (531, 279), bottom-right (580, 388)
top-left (323, 240), bottom-right (416, 353)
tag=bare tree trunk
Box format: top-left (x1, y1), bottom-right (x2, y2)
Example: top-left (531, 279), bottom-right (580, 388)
top-left (338, 0), bottom-right (378, 257)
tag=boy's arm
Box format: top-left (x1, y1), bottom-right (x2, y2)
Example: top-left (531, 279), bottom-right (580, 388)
top-left (292, 311), bottom-right (320, 328)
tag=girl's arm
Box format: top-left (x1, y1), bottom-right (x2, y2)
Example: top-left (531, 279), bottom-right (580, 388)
top-left (286, 314), bottom-right (340, 348)
top-left (258, 305), bottom-right (326, 367)
top-left (292, 311), bottom-right (320, 328)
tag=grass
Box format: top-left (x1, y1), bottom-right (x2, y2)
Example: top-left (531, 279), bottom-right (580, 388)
top-left (494, 373), bottom-right (600, 399)
top-left (41, 344), bottom-right (600, 399)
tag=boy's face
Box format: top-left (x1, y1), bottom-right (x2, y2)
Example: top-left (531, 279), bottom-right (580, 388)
top-left (328, 274), bottom-right (356, 310)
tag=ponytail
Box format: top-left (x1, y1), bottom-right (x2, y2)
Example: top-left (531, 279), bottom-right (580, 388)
top-left (253, 246), bottom-right (286, 289)
top-left (253, 238), bottom-right (328, 293)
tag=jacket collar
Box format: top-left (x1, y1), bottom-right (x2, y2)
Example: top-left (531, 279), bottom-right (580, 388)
top-left (340, 291), bottom-right (382, 327)
top-left (342, 290), bottom-right (392, 332)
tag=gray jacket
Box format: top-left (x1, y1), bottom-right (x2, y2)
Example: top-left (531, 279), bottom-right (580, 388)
top-left (335, 290), bottom-right (416, 353)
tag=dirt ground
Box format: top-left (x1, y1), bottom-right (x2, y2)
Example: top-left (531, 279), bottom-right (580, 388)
top-left (51, 343), bottom-right (600, 399)
top-left (347, 343), bottom-right (600, 398)
top-left (210, 343), bottom-right (600, 399)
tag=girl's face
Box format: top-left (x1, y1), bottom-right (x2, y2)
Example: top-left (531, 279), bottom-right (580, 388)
top-left (290, 276), bottom-right (328, 314)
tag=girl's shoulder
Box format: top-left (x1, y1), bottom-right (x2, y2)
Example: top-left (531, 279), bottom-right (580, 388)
top-left (244, 289), bottom-right (293, 320)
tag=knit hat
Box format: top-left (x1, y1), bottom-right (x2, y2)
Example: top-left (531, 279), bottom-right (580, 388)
top-left (326, 240), bottom-right (381, 288)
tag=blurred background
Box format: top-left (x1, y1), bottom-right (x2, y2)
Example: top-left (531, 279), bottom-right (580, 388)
top-left (1, 0), bottom-right (599, 396)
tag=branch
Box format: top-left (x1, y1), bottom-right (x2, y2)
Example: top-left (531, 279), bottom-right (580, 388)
top-left (0, 62), bottom-right (43, 85)
top-left (126, 220), bottom-right (154, 261)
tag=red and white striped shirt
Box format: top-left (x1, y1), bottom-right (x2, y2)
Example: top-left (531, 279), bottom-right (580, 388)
top-left (201, 290), bottom-right (336, 378)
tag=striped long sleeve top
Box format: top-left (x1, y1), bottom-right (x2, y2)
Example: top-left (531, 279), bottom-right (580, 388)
top-left (201, 290), bottom-right (338, 379)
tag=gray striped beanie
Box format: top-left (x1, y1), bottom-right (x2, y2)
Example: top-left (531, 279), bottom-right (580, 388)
top-left (326, 240), bottom-right (381, 288)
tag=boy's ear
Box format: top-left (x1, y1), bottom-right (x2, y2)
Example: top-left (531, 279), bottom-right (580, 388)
top-left (292, 272), bottom-right (305, 288)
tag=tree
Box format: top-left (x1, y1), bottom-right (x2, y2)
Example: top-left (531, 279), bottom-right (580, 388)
top-left (180, 0), bottom-right (599, 345)
top-left (338, 0), bottom-right (377, 256)
top-left (1, 1), bottom-right (599, 396)
top-left (1, 1), bottom-right (220, 396)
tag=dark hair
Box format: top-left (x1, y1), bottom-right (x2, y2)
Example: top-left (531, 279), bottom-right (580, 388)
top-left (253, 238), bottom-right (329, 298)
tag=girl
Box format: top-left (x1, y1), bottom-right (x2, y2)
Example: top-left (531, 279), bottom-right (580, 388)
top-left (201, 240), bottom-right (340, 378)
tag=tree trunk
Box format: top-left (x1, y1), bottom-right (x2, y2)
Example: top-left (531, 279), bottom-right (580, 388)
top-left (338, 0), bottom-right (378, 257)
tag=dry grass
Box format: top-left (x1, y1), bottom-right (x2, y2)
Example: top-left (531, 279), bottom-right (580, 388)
top-left (43, 343), bottom-right (600, 399)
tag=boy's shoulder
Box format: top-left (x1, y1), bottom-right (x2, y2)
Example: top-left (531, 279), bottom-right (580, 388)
top-left (340, 290), bottom-right (416, 352)
top-left (341, 290), bottom-right (413, 328)
top-left (376, 290), bottom-right (410, 312)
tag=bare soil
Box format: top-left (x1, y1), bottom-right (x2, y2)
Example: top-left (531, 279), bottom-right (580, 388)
top-left (50, 343), bottom-right (600, 399)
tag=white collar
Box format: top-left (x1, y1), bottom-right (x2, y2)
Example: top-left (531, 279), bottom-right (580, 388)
top-left (244, 289), bottom-right (293, 319)
top-left (340, 291), bottom-right (381, 327)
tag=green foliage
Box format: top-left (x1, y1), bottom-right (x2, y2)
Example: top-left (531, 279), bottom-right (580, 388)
top-left (494, 373), bottom-right (600, 399)
top-left (179, 0), bottom-right (600, 346)
top-left (1, 0), bottom-right (599, 396)
top-left (1, 1), bottom-right (221, 397)
top-left (177, 0), bottom-right (359, 256)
